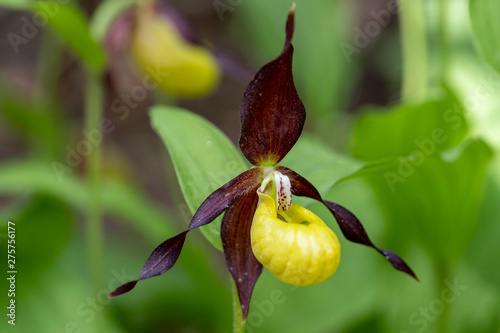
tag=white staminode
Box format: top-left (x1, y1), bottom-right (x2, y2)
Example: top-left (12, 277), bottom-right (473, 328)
top-left (259, 168), bottom-right (292, 211)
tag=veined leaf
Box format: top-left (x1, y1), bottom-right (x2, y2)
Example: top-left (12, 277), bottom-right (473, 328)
top-left (344, 140), bottom-right (493, 266)
top-left (0, 160), bottom-right (174, 243)
top-left (32, 1), bottom-right (106, 72)
top-left (351, 91), bottom-right (469, 161)
top-left (151, 106), bottom-right (248, 250)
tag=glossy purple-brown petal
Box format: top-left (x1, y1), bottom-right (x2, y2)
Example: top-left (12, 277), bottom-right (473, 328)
top-left (109, 231), bottom-right (188, 297)
top-left (221, 190), bottom-right (262, 321)
top-left (377, 249), bottom-right (419, 281)
top-left (278, 166), bottom-right (418, 280)
top-left (109, 168), bottom-right (262, 298)
top-left (276, 166), bottom-right (322, 200)
top-left (324, 201), bottom-right (418, 280)
top-left (188, 167), bottom-right (262, 229)
top-left (239, 6), bottom-right (305, 166)
top-left (321, 201), bottom-right (375, 247)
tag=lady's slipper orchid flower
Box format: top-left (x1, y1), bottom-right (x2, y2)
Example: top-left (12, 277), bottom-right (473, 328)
top-left (110, 7), bottom-right (417, 319)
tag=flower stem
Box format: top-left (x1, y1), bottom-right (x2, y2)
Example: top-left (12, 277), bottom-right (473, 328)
top-left (398, 0), bottom-right (428, 101)
top-left (85, 69), bottom-right (104, 291)
top-left (231, 280), bottom-right (245, 333)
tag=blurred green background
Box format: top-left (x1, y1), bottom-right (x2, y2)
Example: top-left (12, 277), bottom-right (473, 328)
top-left (1, 0), bottom-right (500, 332)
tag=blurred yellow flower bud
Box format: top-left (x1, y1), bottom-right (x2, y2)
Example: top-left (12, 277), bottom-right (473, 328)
top-left (251, 192), bottom-right (341, 286)
top-left (130, 4), bottom-right (220, 97)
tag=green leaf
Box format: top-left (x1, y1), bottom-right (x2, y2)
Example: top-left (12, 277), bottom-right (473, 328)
top-left (470, 0), bottom-right (500, 73)
top-left (151, 106), bottom-right (248, 250)
top-left (0, 93), bottom-right (67, 159)
top-left (351, 90), bottom-right (469, 161)
top-left (32, 1), bottom-right (106, 72)
top-left (0, 195), bottom-right (72, 295)
top-left (0, 0), bottom-right (32, 9)
top-left (0, 160), bottom-right (174, 243)
top-left (465, 152), bottom-right (500, 287)
top-left (90, 0), bottom-right (135, 42)
top-left (345, 140), bottom-right (493, 266)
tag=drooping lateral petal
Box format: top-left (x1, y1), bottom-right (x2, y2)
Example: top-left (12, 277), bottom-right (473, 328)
top-left (278, 166), bottom-right (418, 280)
top-left (188, 167), bottom-right (262, 229)
top-left (276, 166), bottom-right (322, 200)
top-left (324, 201), bottom-right (418, 281)
top-left (109, 168), bottom-right (262, 298)
top-left (221, 190), bottom-right (262, 321)
top-left (321, 201), bottom-right (374, 247)
top-left (377, 249), bottom-right (419, 281)
top-left (109, 231), bottom-right (188, 297)
top-left (239, 7), bottom-right (305, 166)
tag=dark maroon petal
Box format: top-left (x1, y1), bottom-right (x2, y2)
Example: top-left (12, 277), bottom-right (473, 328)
top-left (109, 281), bottom-right (138, 297)
top-left (377, 249), bottom-right (419, 281)
top-left (322, 201), bottom-right (374, 246)
top-left (221, 191), bottom-right (262, 321)
top-left (324, 201), bottom-right (418, 280)
top-left (109, 231), bottom-right (188, 297)
top-left (239, 7), bottom-right (305, 166)
top-left (138, 231), bottom-right (189, 279)
top-left (280, 167), bottom-right (418, 280)
top-left (277, 166), bottom-right (322, 200)
top-left (109, 168), bottom-right (262, 298)
top-left (189, 167), bottom-right (262, 229)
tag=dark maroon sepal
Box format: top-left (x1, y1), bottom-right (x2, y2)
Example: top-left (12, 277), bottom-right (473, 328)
top-left (221, 191), bottom-right (262, 321)
top-left (109, 168), bottom-right (262, 298)
top-left (278, 166), bottom-right (418, 281)
top-left (238, 6), bottom-right (305, 166)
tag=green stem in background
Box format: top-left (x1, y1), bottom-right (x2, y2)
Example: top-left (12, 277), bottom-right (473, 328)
top-left (85, 69), bottom-right (104, 291)
top-left (437, 0), bottom-right (450, 81)
top-left (398, 0), bottom-right (428, 101)
top-left (35, 30), bottom-right (63, 161)
top-left (436, 264), bottom-right (449, 333)
top-left (232, 281), bottom-right (245, 333)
